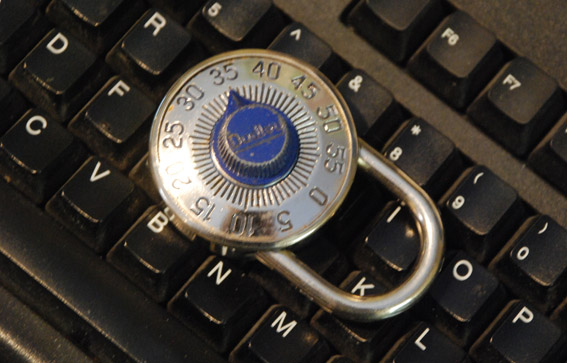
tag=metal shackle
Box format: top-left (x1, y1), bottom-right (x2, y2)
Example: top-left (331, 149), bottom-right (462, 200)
top-left (257, 140), bottom-right (444, 321)
top-left (149, 49), bottom-right (444, 322)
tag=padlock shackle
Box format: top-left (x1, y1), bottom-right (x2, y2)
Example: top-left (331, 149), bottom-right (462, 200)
top-left (256, 139), bottom-right (444, 321)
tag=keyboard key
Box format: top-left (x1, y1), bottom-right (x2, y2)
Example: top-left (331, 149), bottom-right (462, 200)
top-left (106, 9), bottom-right (204, 100)
top-left (347, 0), bottom-right (444, 63)
top-left (46, 157), bottom-right (147, 253)
top-left (0, 77), bottom-right (27, 133)
top-left (383, 117), bottom-right (463, 198)
top-left (440, 166), bottom-right (526, 263)
top-left (9, 29), bottom-right (108, 121)
top-left (382, 322), bottom-right (468, 362)
top-left (230, 305), bottom-right (330, 363)
top-left (188, 0), bottom-right (287, 54)
top-left (46, 0), bottom-right (146, 54)
top-left (529, 114), bottom-right (567, 194)
top-left (468, 58), bottom-right (565, 156)
top-left (269, 22), bottom-right (346, 82)
top-left (169, 256), bottom-right (268, 352)
top-left (147, 0), bottom-right (207, 23)
top-left (249, 236), bottom-right (348, 318)
top-left (0, 109), bottom-right (86, 204)
top-left (323, 174), bottom-right (384, 246)
top-left (129, 153), bottom-right (161, 203)
top-left (490, 215), bottom-right (567, 312)
top-left (327, 356), bottom-right (354, 363)
top-left (0, 0), bottom-right (49, 74)
top-left (419, 251), bottom-right (507, 347)
top-left (336, 69), bottom-right (403, 148)
top-left (408, 11), bottom-right (503, 109)
top-left (311, 271), bottom-right (407, 362)
top-left (551, 298), bottom-right (567, 331)
top-left (108, 206), bottom-right (208, 302)
top-left (68, 76), bottom-right (155, 170)
top-left (0, 181), bottom-right (224, 362)
top-left (351, 202), bottom-right (419, 286)
top-left (470, 300), bottom-right (567, 362)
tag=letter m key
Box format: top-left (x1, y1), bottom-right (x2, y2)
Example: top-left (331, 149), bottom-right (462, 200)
top-left (270, 310), bottom-right (297, 338)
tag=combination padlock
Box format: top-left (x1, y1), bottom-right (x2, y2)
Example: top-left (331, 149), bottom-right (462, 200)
top-left (149, 49), bottom-right (444, 321)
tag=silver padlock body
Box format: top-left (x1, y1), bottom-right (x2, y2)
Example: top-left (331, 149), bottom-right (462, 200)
top-left (150, 50), bottom-right (357, 254)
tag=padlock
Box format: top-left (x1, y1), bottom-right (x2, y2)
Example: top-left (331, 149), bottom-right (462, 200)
top-left (149, 49), bottom-right (444, 321)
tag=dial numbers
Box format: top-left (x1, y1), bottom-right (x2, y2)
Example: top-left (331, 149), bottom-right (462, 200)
top-left (150, 50), bottom-right (357, 253)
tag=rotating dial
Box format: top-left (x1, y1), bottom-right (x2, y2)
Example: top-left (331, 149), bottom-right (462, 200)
top-left (149, 50), bottom-right (357, 253)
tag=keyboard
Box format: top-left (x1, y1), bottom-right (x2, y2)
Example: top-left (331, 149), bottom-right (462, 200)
top-left (1, 0), bottom-right (567, 361)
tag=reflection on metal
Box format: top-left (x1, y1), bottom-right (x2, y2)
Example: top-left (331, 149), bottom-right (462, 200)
top-left (150, 49), bottom-right (444, 321)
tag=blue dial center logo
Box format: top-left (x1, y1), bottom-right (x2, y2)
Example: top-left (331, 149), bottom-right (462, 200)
top-left (212, 91), bottom-right (299, 186)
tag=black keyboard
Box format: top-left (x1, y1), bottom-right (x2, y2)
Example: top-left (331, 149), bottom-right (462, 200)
top-left (1, 0), bottom-right (567, 362)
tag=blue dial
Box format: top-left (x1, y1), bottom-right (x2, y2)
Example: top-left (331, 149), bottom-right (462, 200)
top-left (212, 91), bottom-right (300, 186)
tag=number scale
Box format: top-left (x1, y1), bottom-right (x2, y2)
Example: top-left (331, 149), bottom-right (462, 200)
top-left (150, 49), bottom-right (444, 321)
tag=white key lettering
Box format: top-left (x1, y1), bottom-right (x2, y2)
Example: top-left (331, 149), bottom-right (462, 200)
top-left (207, 260), bottom-right (232, 285)
top-left (441, 27), bottom-right (459, 46)
top-left (452, 259), bottom-right (473, 281)
top-left (46, 33), bottom-right (69, 55)
top-left (538, 222), bottom-right (548, 234)
top-left (207, 2), bottom-right (222, 17)
top-left (389, 146), bottom-right (403, 161)
top-left (516, 246), bottom-right (529, 260)
top-left (144, 12), bottom-right (167, 36)
top-left (386, 205), bottom-right (402, 223)
top-left (503, 74), bottom-right (521, 90)
top-left (25, 115), bottom-right (47, 136)
top-left (414, 327), bottom-right (430, 351)
top-left (271, 311), bottom-right (297, 338)
top-left (290, 28), bottom-right (301, 41)
top-left (147, 210), bottom-right (169, 233)
top-left (107, 80), bottom-right (131, 97)
top-left (451, 195), bottom-right (465, 210)
top-left (512, 306), bottom-right (533, 324)
top-left (351, 277), bottom-right (375, 297)
top-left (90, 161), bottom-right (111, 182)
top-left (348, 75), bottom-right (363, 93)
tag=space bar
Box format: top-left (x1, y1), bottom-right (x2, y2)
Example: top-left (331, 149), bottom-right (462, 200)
top-left (0, 181), bottom-right (224, 363)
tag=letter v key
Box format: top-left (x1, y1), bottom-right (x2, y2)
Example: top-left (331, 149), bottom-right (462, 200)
top-left (90, 161), bottom-right (111, 182)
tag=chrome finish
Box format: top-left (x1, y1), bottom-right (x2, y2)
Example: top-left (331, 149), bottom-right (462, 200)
top-left (150, 50), bottom-right (357, 255)
top-left (150, 49), bottom-right (444, 321)
top-left (257, 139), bottom-right (444, 321)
